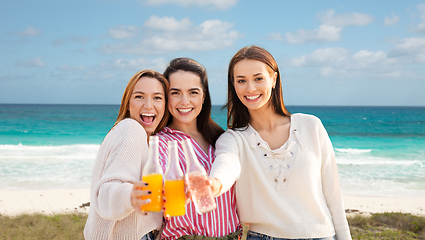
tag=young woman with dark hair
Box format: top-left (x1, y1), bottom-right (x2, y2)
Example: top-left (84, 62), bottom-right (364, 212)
top-left (209, 46), bottom-right (352, 240)
top-left (157, 58), bottom-right (241, 240)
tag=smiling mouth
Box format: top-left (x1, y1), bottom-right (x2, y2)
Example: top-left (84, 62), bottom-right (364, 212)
top-left (245, 94), bottom-right (261, 101)
top-left (177, 108), bottom-right (193, 113)
top-left (140, 113), bottom-right (156, 124)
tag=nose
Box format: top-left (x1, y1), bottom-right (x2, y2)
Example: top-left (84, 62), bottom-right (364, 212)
top-left (144, 98), bottom-right (153, 109)
top-left (181, 94), bottom-right (190, 105)
top-left (246, 80), bottom-right (255, 92)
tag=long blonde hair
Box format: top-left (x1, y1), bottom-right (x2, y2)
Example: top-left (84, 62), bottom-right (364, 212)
top-left (114, 69), bottom-right (169, 134)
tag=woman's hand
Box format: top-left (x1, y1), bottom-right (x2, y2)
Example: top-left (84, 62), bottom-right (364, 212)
top-left (131, 181), bottom-right (151, 215)
top-left (184, 175), bottom-right (192, 205)
top-left (208, 177), bottom-right (222, 197)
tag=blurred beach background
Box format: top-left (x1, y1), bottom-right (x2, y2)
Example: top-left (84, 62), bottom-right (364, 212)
top-left (1, 104), bottom-right (424, 199)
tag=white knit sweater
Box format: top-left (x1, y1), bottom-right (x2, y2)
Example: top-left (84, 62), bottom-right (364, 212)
top-left (210, 113), bottom-right (351, 240)
top-left (84, 119), bottom-right (162, 240)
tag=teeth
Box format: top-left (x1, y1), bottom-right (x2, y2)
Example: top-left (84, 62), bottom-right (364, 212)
top-left (141, 113), bottom-right (155, 117)
top-left (178, 108), bottom-right (192, 113)
top-left (246, 95), bottom-right (260, 100)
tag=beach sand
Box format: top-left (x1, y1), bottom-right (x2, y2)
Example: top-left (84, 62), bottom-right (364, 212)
top-left (0, 189), bottom-right (424, 216)
top-left (0, 189), bottom-right (90, 216)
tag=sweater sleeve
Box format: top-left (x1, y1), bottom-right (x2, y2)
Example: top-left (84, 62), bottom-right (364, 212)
top-left (318, 120), bottom-right (352, 240)
top-left (94, 119), bottom-right (148, 221)
top-left (209, 130), bottom-right (242, 195)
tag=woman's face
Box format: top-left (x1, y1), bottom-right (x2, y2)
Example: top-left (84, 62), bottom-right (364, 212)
top-left (233, 59), bottom-right (276, 112)
top-left (167, 70), bottom-right (204, 127)
top-left (129, 76), bottom-right (166, 135)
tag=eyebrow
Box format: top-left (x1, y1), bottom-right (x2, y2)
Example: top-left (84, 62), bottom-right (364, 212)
top-left (235, 73), bottom-right (262, 78)
top-left (132, 91), bottom-right (164, 95)
top-left (169, 87), bottom-right (201, 92)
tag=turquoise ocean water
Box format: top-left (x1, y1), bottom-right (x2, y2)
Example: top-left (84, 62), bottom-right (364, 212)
top-left (0, 104), bottom-right (424, 198)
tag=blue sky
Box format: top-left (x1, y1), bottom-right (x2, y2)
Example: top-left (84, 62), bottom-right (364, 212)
top-left (1, 0), bottom-right (425, 106)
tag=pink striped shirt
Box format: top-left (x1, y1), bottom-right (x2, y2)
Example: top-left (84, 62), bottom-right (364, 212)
top-left (157, 127), bottom-right (241, 240)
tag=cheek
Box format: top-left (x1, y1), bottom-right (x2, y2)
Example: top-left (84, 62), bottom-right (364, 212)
top-left (167, 98), bottom-right (176, 112)
top-left (128, 100), bottom-right (137, 115)
top-left (234, 86), bottom-right (244, 99)
top-left (156, 102), bottom-right (166, 119)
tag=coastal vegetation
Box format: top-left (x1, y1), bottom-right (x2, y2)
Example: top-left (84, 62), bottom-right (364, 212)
top-left (0, 212), bottom-right (424, 239)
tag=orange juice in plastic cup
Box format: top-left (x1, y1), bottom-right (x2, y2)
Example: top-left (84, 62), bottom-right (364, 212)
top-left (164, 179), bottom-right (186, 217)
top-left (141, 173), bottom-right (163, 212)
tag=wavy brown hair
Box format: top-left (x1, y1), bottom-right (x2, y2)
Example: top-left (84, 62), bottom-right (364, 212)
top-left (115, 69), bottom-right (169, 135)
top-left (163, 58), bottom-right (224, 146)
top-left (226, 46), bottom-right (291, 129)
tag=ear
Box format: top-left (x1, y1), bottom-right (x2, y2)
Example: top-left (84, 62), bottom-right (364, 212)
top-left (272, 72), bottom-right (277, 89)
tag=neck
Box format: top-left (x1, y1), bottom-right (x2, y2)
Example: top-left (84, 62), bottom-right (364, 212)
top-left (168, 119), bottom-right (200, 139)
top-left (248, 105), bottom-right (285, 131)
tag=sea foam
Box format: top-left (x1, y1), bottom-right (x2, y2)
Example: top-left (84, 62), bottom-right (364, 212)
top-left (0, 144), bottom-right (99, 190)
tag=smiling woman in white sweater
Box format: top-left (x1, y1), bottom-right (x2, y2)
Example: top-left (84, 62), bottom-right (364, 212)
top-left (84, 70), bottom-right (169, 240)
top-left (209, 46), bottom-right (352, 240)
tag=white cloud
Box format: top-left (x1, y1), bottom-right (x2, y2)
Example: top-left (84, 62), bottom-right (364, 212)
top-left (57, 64), bottom-right (85, 71)
top-left (350, 50), bottom-right (397, 70)
top-left (15, 57), bottom-right (46, 68)
top-left (108, 25), bottom-right (138, 39)
top-left (415, 4), bottom-right (425, 34)
top-left (142, 0), bottom-right (238, 10)
top-left (290, 47), bottom-right (349, 67)
top-left (273, 9), bottom-right (373, 44)
top-left (317, 10), bottom-right (374, 27)
top-left (12, 27), bottom-right (42, 37)
top-left (285, 25), bottom-right (342, 44)
top-left (100, 57), bottom-right (168, 72)
top-left (319, 67), bottom-right (347, 77)
top-left (99, 16), bottom-right (242, 54)
top-left (143, 16), bottom-right (192, 31)
top-left (390, 37), bottom-right (425, 59)
top-left (384, 12), bottom-right (400, 26)
top-left (290, 47), bottom-right (400, 78)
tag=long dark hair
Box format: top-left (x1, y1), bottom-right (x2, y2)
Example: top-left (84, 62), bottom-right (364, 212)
top-left (163, 58), bottom-right (224, 146)
top-left (115, 69), bottom-right (169, 134)
top-left (226, 46), bottom-right (291, 129)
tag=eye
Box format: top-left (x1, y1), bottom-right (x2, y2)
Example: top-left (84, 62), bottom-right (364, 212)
top-left (154, 96), bottom-right (163, 100)
top-left (190, 91), bottom-right (199, 95)
top-left (236, 79), bottom-right (245, 83)
top-left (170, 91), bottom-right (180, 95)
top-left (134, 95), bottom-right (143, 99)
top-left (255, 77), bottom-right (263, 81)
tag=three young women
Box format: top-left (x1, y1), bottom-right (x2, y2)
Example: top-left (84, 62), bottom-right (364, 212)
top-left (84, 70), bottom-right (169, 240)
top-left (209, 46), bottom-right (352, 240)
top-left (155, 58), bottom-right (241, 240)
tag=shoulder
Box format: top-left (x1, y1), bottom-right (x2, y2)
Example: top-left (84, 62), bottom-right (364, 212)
top-left (155, 127), bottom-right (191, 149)
top-left (217, 128), bottom-right (248, 145)
top-left (291, 113), bottom-right (321, 122)
top-left (109, 118), bottom-right (147, 140)
top-left (291, 113), bottom-right (323, 128)
top-left (156, 127), bottom-right (185, 140)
